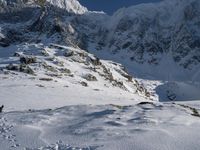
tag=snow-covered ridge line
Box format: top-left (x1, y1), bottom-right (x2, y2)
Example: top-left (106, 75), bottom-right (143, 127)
top-left (0, 0), bottom-right (88, 14)
top-left (0, 43), bottom-right (153, 111)
top-left (46, 0), bottom-right (87, 14)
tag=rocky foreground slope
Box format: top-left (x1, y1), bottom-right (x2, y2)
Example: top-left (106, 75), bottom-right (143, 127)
top-left (0, 0), bottom-right (200, 103)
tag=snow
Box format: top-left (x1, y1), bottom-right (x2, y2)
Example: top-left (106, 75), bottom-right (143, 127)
top-left (46, 0), bottom-right (88, 14)
top-left (0, 0), bottom-right (88, 14)
top-left (88, 42), bottom-right (200, 103)
top-left (0, 0), bottom-right (200, 149)
top-left (0, 76), bottom-right (140, 111)
top-left (108, 0), bottom-right (198, 28)
top-left (156, 81), bottom-right (200, 102)
top-left (1, 104), bottom-right (200, 150)
top-left (0, 43), bottom-right (148, 112)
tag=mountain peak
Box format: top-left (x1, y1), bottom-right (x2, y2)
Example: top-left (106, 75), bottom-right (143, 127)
top-left (46, 0), bottom-right (87, 14)
top-left (0, 0), bottom-right (88, 14)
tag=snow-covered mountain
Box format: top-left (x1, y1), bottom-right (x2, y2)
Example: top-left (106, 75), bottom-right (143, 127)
top-left (0, 0), bottom-right (87, 14)
top-left (104, 0), bottom-right (200, 69)
top-left (1, 0), bottom-right (200, 72)
top-left (46, 0), bottom-right (88, 14)
top-left (1, 0), bottom-right (200, 150)
top-left (1, 0), bottom-right (200, 102)
top-left (0, 0), bottom-right (155, 112)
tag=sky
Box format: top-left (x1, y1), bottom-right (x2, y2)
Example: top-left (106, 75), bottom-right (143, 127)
top-left (78, 0), bottom-right (162, 15)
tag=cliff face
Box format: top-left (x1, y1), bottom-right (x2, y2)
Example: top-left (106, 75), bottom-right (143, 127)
top-left (95, 0), bottom-right (200, 70)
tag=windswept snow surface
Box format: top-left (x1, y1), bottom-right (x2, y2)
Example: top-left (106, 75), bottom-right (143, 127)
top-left (1, 104), bottom-right (200, 150)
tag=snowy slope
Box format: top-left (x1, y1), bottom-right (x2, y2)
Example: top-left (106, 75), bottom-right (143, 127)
top-left (1, 103), bottom-right (200, 150)
top-left (0, 0), bottom-right (200, 149)
top-left (0, 0), bottom-right (200, 104)
top-left (0, 42), bottom-right (152, 111)
top-left (0, 0), bottom-right (199, 103)
top-left (84, 0), bottom-right (200, 102)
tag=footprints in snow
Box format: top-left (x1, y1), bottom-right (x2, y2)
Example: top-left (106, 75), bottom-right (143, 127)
top-left (25, 141), bottom-right (101, 150)
top-left (0, 116), bottom-right (20, 149)
top-left (1, 103), bottom-right (199, 149)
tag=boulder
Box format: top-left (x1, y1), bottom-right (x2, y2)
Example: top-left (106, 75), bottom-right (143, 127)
top-left (20, 56), bottom-right (37, 64)
top-left (83, 74), bottom-right (97, 81)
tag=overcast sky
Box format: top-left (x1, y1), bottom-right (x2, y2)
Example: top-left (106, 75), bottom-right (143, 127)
top-left (78, 0), bottom-right (162, 14)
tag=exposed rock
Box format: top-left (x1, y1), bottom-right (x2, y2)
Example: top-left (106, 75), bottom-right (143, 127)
top-left (42, 63), bottom-right (58, 73)
top-left (83, 74), bottom-right (97, 81)
top-left (59, 68), bottom-right (71, 74)
top-left (41, 50), bottom-right (50, 56)
top-left (14, 52), bottom-right (23, 57)
top-left (89, 56), bottom-right (101, 66)
top-left (167, 90), bottom-right (177, 101)
top-left (39, 78), bottom-right (53, 81)
top-left (19, 64), bottom-right (35, 75)
top-left (137, 101), bottom-right (155, 106)
top-left (0, 40), bottom-right (9, 47)
top-left (6, 63), bottom-right (35, 75)
top-left (64, 50), bottom-right (74, 57)
top-left (6, 63), bottom-right (19, 71)
top-left (20, 56), bottom-right (37, 64)
top-left (80, 81), bottom-right (88, 87)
